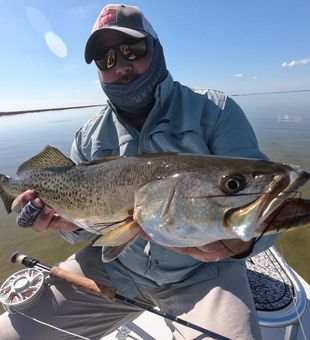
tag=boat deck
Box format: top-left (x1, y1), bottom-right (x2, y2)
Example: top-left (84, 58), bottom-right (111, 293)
top-left (103, 247), bottom-right (310, 340)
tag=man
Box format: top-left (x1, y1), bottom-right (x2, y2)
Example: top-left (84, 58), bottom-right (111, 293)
top-left (0, 4), bottom-right (276, 339)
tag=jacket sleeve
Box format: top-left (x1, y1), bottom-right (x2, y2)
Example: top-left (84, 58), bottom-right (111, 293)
top-left (58, 229), bottom-right (96, 244)
top-left (70, 128), bottom-right (89, 164)
top-left (208, 96), bottom-right (267, 159)
top-left (208, 96), bottom-right (277, 257)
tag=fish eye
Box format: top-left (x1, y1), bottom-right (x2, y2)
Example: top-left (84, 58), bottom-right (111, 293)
top-left (220, 174), bottom-right (246, 194)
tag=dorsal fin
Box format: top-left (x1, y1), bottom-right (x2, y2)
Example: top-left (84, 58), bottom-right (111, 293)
top-left (17, 146), bottom-right (75, 175)
top-left (80, 152), bottom-right (178, 166)
top-left (81, 156), bottom-right (123, 166)
top-left (137, 152), bottom-right (178, 158)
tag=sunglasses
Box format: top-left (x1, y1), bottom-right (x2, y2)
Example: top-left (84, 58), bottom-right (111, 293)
top-left (94, 36), bottom-right (155, 71)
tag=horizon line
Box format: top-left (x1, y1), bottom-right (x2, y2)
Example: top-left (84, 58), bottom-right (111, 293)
top-left (0, 104), bottom-right (105, 117)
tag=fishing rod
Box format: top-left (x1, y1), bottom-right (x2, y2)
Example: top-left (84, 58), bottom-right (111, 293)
top-left (1, 252), bottom-right (230, 340)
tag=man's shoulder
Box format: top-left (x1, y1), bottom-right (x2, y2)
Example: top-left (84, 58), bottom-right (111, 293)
top-left (72, 104), bottom-right (115, 161)
top-left (188, 86), bottom-right (226, 97)
top-left (175, 82), bottom-right (228, 109)
top-left (79, 104), bottom-right (110, 134)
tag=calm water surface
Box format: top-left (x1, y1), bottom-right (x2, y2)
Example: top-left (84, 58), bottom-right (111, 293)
top-left (0, 95), bottom-right (309, 293)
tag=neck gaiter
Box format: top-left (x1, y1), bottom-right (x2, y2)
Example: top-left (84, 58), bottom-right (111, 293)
top-left (100, 40), bottom-right (167, 116)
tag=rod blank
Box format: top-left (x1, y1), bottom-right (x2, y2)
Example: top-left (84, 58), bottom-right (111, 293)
top-left (10, 252), bottom-right (230, 340)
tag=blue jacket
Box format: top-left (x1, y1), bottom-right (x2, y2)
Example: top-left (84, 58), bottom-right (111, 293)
top-left (65, 73), bottom-right (276, 298)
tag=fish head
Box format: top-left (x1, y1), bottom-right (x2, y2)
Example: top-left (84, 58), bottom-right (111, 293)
top-left (222, 160), bottom-right (309, 240)
top-left (134, 156), bottom-right (310, 247)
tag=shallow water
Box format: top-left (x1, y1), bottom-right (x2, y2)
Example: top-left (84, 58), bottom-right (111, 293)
top-left (0, 107), bottom-right (98, 286)
top-left (0, 96), bottom-right (309, 294)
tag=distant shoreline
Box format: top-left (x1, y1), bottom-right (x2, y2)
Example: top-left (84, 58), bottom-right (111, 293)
top-left (0, 104), bottom-right (105, 117)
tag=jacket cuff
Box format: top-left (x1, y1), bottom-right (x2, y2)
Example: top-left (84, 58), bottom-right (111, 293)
top-left (58, 229), bottom-right (95, 244)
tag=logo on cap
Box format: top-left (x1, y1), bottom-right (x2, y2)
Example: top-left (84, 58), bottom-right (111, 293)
top-left (98, 8), bottom-right (116, 27)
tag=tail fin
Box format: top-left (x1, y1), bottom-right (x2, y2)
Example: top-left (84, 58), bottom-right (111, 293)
top-left (0, 175), bottom-right (15, 213)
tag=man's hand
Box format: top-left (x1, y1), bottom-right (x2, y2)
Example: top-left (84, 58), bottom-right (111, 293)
top-left (137, 227), bottom-right (253, 262)
top-left (16, 190), bottom-right (78, 233)
top-left (167, 239), bottom-right (254, 262)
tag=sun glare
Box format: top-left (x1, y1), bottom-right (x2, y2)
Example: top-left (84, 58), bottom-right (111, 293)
top-left (45, 32), bottom-right (67, 58)
top-left (27, 7), bottom-right (67, 59)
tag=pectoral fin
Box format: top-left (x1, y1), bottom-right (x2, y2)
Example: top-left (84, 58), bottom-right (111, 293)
top-left (92, 220), bottom-right (140, 247)
top-left (101, 235), bottom-right (138, 262)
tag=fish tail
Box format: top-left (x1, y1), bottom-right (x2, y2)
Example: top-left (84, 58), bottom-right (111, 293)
top-left (0, 174), bottom-right (15, 213)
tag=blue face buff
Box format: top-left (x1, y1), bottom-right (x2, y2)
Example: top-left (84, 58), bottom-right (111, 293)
top-left (100, 40), bottom-right (167, 116)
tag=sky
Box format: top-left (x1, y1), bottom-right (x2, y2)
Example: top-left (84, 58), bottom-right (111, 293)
top-left (0, 0), bottom-right (309, 112)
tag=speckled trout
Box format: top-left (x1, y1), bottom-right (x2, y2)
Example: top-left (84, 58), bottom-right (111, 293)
top-left (0, 146), bottom-right (309, 261)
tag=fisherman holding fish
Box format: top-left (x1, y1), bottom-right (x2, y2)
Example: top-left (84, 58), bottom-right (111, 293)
top-left (2, 4), bottom-right (309, 340)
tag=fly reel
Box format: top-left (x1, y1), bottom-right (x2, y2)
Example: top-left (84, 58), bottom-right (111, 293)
top-left (0, 268), bottom-right (46, 313)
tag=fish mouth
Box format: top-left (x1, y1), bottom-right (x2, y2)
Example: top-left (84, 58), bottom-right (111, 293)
top-left (262, 197), bottom-right (310, 232)
top-left (225, 168), bottom-right (310, 241)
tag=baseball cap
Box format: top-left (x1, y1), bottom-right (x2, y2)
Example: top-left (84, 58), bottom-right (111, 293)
top-left (85, 4), bottom-right (158, 64)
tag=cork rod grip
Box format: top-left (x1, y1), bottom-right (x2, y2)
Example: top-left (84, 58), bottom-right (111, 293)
top-left (50, 266), bottom-right (117, 301)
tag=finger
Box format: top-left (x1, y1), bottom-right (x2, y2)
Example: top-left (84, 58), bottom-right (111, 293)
top-left (31, 205), bottom-right (56, 233)
top-left (186, 247), bottom-right (230, 262)
top-left (17, 190), bottom-right (39, 206)
top-left (13, 191), bottom-right (44, 214)
top-left (16, 201), bottom-right (44, 229)
top-left (12, 190), bottom-right (38, 213)
top-left (171, 246), bottom-right (223, 262)
top-left (197, 241), bottom-right (226, 254)
top-left (168, 246), bottom-right (192, 255)
top-left (219, 239), bottom-right (254, 255)
top-left (169, 245), bottom-right (232, 262)
top-left (48, 215), bottom-right (79, 232)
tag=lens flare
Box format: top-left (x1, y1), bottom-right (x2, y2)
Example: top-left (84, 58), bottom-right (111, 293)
top-left (27, 7), bottom-right (67, 58)
top-left (45, 32), bottom-right (67, 58)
